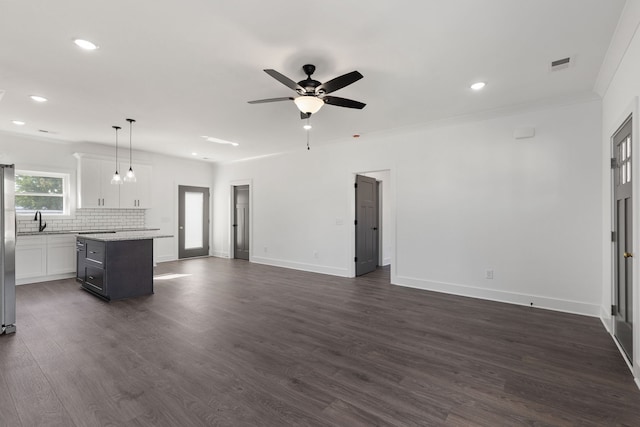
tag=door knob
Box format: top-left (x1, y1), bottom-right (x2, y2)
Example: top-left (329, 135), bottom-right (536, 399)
top-left (624, 252), bottom-right (633, 258)
top-left (179, 226), bottom-right (184, 230)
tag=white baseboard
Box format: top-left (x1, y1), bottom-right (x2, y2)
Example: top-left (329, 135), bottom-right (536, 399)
top-left (156, 254), bottom-right (177, 263)
top-left (382, 257), bottom-right (392, 266)
top-left (17, 272), bottom-right (75, 286)
top-left (251, 256), bottom-right (350, 277)
top-left (212, 251), bottom-right (230, 258)
top-left (394, 275), bottom-right (600, 317)
top-left (600, 305), bottom-right (613, 333)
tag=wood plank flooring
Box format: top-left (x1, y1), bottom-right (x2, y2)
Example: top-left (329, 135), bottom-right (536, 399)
top-left (1, 257), bottom-right (639, 426)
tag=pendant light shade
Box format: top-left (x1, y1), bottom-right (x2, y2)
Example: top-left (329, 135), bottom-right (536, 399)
top-left (110, 125), bottom-right (123, 185)
top-left (124, 118), bottom-right (137, 183)
top-left (293, 96), bottom-right (324, 115)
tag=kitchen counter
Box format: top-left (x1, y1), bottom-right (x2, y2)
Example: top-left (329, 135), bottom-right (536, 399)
top-left (18, 228), bottom-right (160, 236)
top-left (79, 231), bottom-right (173, 241)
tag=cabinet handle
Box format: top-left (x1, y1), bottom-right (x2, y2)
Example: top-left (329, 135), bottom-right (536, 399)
top-left (88, 276), bottom-right (94, 280)
top-left (89, 251), bottom-right (97, 254)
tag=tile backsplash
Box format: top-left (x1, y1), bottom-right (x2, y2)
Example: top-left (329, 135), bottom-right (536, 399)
top-left (17, 208), bottom-right (145, 233)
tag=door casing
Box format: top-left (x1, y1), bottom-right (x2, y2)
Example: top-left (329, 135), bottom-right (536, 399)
top-left (612, 115), bottom-right (634, 363)
top-left (607, 97), bottom-right (640, 384)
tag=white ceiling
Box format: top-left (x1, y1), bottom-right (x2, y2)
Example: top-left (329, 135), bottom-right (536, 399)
top-left (0, 0), bottom-right (626, 163)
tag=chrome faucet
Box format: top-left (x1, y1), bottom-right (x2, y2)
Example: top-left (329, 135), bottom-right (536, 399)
top-left (34, 211), bottom-right (47, 232)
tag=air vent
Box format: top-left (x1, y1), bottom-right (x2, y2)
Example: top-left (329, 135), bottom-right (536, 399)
top-left (550, 57), bottom-right (571, 71)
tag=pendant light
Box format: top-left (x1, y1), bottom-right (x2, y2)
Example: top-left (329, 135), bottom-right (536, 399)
top-left (124, 118), bottom-right (136, 182)
top-left (110, 125), bottom-right (123, 185)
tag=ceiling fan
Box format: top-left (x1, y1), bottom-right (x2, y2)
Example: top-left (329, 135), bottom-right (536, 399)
top-left (248, 64), bottom-right (365, 119)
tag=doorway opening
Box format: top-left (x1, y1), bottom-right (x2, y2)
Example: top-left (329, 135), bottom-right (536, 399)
top-left (353, 170), bottom-right (392, 278)
top-left (178, 185), bottom-right (210, 259)
top-left (232, 184), bottom-right (250, 260)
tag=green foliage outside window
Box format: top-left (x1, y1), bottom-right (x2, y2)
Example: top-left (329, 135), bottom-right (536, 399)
top-left (15, 173), bottom-right (65, 213)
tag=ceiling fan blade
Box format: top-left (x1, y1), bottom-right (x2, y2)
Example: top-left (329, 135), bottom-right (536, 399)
top-left (300, 112), bottom-right (310, 120)
top-left (247, 97), bottom-right (294, 104)
top-left (322, 96), bottom-right (366, 109)
top-left (317, 71), bottom-right (363, 94)
top-left (264, 69), bottom-right (304, 92)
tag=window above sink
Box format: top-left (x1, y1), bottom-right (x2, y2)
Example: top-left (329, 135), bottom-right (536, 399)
top-left (15, 169), bottom-right (72, 217)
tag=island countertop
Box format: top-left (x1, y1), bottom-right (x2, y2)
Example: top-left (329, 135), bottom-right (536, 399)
top-left (78, 231), bottom-right (173, 241)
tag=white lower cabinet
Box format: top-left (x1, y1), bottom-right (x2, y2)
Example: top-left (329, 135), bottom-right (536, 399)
top-left (16, 236), bottom-right (47, 282)
top-left (47, 235), bottom-right (77, 275)
top-left (16, 235), bottom-right (77, 285)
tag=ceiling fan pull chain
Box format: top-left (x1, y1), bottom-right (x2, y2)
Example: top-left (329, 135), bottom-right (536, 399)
top-left (307, 117), bottom-right (311, 150)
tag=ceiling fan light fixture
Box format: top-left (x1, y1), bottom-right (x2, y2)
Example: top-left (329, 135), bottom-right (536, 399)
top-left (470, 81), bottom-right (486, 91)
top-left (294, 96), bottom-right (324, 114)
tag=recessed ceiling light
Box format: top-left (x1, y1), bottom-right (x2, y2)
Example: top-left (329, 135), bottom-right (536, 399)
top-left (30, 95), bottom-right (48, 102)
top-left (74, 39), bottom-right (98, 50)
top-left (205, 136), bottom-right (239, 146)
top-left (11, 120), bottom-right (25, 126)
top-left (303, 124), bottom-right (312, 130)
top-left (470, 82), bottom-right (486, 91)
top-left (191, 152), bottom-right (198, 156)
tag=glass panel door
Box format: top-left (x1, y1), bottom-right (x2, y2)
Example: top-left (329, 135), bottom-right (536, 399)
top-left (178, 186), bottom-right (209, 259)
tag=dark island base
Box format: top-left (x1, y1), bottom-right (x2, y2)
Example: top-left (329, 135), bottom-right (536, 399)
top-left (77, 238), bottom-right (154, 301)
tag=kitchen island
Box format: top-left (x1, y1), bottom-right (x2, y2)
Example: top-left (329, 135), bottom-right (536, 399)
top-left (76, 231), bottom-right (172, 301)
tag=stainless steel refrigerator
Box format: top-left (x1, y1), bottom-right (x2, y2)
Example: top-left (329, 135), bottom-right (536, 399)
top-left (1, 164), bottom-right (16, 335)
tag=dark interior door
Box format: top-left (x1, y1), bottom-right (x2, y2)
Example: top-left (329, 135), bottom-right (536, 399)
top-left (613, 115), bottom-right (633, 362)
top-left (178, 185), bottom-right (209, 259)
top-left (234, 185), bottom-right (249, 260)
top-left (355, 175), bottom-right (379, 276)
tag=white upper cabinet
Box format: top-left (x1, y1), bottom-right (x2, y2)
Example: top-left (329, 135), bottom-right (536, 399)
top-left (119, 163), bottom-right (152, 209)
top-left (76, 154), bottom-right (152, 209)
top-left (78, 157), bottom-right (120, 208)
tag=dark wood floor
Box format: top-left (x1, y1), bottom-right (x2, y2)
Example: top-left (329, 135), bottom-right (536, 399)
top-left (1, 258), bottom-right (639, 426)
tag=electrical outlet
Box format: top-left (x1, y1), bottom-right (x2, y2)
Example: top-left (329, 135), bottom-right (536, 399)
top-left (314, 251), bottom-right (319, 259)
top-left (485, 269), bottom-right (494, 279)
top-left (264, 246), bottom-right (268, 253)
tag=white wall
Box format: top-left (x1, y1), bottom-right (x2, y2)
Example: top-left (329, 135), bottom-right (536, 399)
top-left (212, 100), bottom-right (603, 316)
top-left (0, 132), bottom-right (214, 262)
top-left (599, 0), bottom-right (640, 384)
